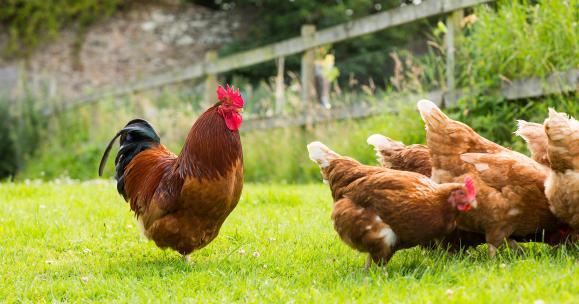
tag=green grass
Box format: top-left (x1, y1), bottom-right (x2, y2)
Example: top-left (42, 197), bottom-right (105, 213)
top-left (1, 181), bottom-right (578, 303)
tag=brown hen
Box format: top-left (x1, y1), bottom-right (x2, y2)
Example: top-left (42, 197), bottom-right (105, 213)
top-left (307, 141), bottom-right (476, 269)
top-left (367, 134), bottom-right (486, 250)
top-left (543, 109), bottom-right (579, 229)
top-left (417, 100), bottom-right (563, 257)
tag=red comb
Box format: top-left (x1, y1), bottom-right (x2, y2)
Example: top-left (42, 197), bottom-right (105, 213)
top-left (217, 84), bottom-right (244, 108)
top-left (464, 176), bottom-right (476, 200)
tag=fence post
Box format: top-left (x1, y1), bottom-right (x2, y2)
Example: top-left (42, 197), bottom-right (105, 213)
top-left (275, 57), bottom-right (285, 114)
top-left (301, 25), bottom-right (316, 107)
top-left (204, 50), bottom-right (218, 105)
top-left (445, 10), bottom-right (463, 107)
top-left (314, 58), bottom-right (332, 109)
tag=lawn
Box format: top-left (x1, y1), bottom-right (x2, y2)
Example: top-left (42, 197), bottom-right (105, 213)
top-left (1, 180), bottom-right (578, 303)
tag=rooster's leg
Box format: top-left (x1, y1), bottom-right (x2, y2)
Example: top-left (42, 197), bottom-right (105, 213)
top-left (183, 254), bottom-right (191, 263)
top-left (364, 254), bottom-right (372, 270)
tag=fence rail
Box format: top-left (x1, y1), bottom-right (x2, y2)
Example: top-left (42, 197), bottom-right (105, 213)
top-left (243, 69), bottom-right (579, 131)
top-left (45, 0), bottom-right (577, 132)
top-left (60, 0), bottom-right (494, 111)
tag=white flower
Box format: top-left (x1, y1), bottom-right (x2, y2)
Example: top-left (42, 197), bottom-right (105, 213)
top-left (252, 251), bottom-right (260, 258)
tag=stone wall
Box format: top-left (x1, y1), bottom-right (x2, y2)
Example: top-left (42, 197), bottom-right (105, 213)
top-left (0, 2), bottom-right (246, 100)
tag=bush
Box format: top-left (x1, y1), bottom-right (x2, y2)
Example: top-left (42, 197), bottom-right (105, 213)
top-left (0, 98), bottom-right (18, 179)
top-left (0, 0), bottom-right (128, 57)
top-left (414, 0), bottom-right (578, 145)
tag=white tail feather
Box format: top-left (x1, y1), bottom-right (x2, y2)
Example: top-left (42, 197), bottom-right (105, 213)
top-left (514, 120), bottom-right (538, 141)
top-left (307, 141), bottom-right (337, 168)
top-left (416, 99), bottom-right (439, 115)
top-left (367, 134), bottom-right (403, 150)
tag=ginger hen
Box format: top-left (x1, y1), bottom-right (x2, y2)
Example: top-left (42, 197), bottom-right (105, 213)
top-left (417, 100), bottom-right (562, 257)
top-left (99, 85), bottom-right (244, 261)
top-left (367, 134), bottom-right (486, 250)
top-left (543, 109), bottom-right (579, 229)
top-left (307, 141), bottom-right (476, 269)
top-left (515, 110), bottom-right (579, 243)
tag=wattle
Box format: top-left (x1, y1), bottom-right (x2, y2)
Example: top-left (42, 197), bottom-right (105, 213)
top-left (224, 111), bottom-right (243, 131)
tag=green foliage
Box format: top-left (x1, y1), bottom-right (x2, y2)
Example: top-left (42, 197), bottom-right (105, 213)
top-left (1, 181), bottom-right (579, 302)
top-left (459, 0), bottom-right (578, 86)
top-left (0, 94), bottom-right (45, 179)
top-left (454, 0), bottom-right (579, 144)
top-left (0, 99), bottom-right (18, 179)
top-left (416, 0), bottom-right (578, 145)
top-left (242, 104), bottom-right (425, 183)
top-left (0, 0), bottom-right (126, 57)
top-left (213, 0), bottom-right (429, 86)
top-left (454, 94), bottom-right (577, 149)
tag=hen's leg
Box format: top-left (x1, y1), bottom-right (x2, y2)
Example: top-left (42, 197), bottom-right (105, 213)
top-left (485, 229), bottom-right (509, 258)
top-left (507, 239), bottom-right (523, 253)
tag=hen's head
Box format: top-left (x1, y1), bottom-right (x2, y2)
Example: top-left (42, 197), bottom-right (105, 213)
top-left (448, 176), bottom-right (477, 212)
top-left (217, 85), bottom-right (245, 131)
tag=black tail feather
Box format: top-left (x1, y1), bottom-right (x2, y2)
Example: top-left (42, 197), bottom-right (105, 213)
top-left (99, 119), bottom-right (161, 196)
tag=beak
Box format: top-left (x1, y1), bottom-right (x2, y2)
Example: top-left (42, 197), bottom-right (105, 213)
top-left (235, 108), bottom-right (243, 113)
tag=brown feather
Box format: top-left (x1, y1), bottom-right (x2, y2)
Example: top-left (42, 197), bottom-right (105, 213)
top-left (177, 104), bottom-right (242, 180)
top-left (515, 120), bottom-right (551, 166)
top-left (123, 145), bottom-right (180, 215)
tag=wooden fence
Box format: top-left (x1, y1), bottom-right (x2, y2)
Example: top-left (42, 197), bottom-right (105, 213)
top-left (47, 0), bottom-right (577, 131)
top-left (243, 69), bottom-right (579, 130)
top-left (54, 0), bottom-right (494, 112)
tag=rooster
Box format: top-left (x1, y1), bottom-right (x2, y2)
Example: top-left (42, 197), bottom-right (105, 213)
top-left (417, 100), bottom-right (563, 257)
top-left (307, 141), bottom-right (476, 269)
top-left (99, 85), bottom-right (244, 261)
